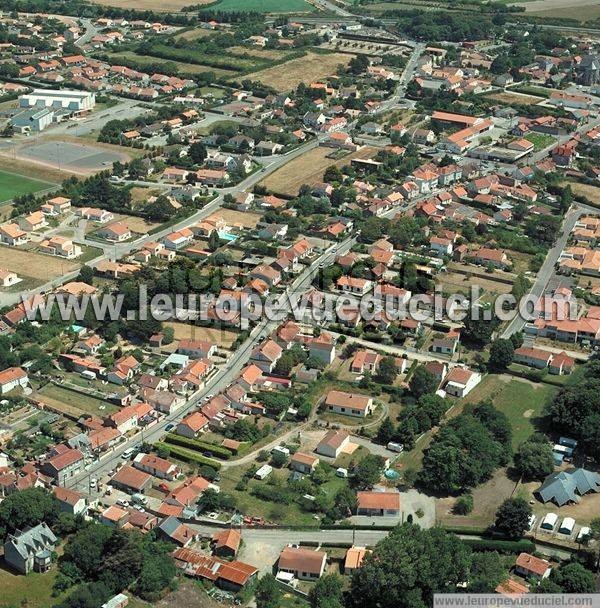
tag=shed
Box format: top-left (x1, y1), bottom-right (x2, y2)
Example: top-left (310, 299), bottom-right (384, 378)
top-left (558, 517), bottom-right (575, 535)
top-left (541, 512), bottom-right (558, 530)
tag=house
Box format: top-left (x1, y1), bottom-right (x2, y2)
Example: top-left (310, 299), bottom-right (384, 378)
top-left (344, 547), bottom-right (368, 574)
top-left (290, 452), bottom-right (319, 474)
top-left (53, 487), bottom-right (87, 516)
top-left (337, 276), bottom-right (373, 295)
top-left (0, 269), bottom-right (19, 287)
top-left (471, 247), bottom-right (510, 270)
top-left (356, 491), bottom-right (401, 516)
top-left (496, 579), bottom-right (529, 596)
top-left (158, 516), bottom-right (197, 547)
top-left (238, 364), bottom-right (263, 391)
top-left (39, 236), bottom-right (81, 259)
top-left (96, 222), bottom-right (131, 242)
top-left (250, 339), bottom-right (283, 373)
top-left (106, 402), bottom-right (152, 434)
top-left (4, 523), bottom-right (57, 574)
top-left (165, 476), bottom-right (209, 510)
top-left (441, 366), bottom-right (481, 398)
top-left (431, 337), bottom-right (458, 355)
top-left (350, 350), bottom-right (381, 374)
top-left (172, 547), bottom-right (258, 590)
top-left (536, 469), bottom-right (600, 506)
top-left (308, 332), bottom-right (336, 365)
top-left (315, 430), bottom-right (350, 459)
top-left (548, 352), bottom-right (575, 375)
top-left (212, 528), bottom-right (241, 558)
top-left (514, 346), bottom-right (553, 369)
top-left (514, 553), bottom-right (552, 580)
top-left (177, 339), bottom-right (216, 359)
top-left (110, 465), bottom-right (153, 494)
top-left (0, 367), bottom-right (28, 394)
top-left (133, 452), bottom-right (179, 480)
top-left (278, 546), bottom-right (327, 580)
top-left (0, 223), bottom-right (29, 246)
top-left (430, 236), bottom-right (453, 256)
top-left (18, 211), bottom-right (47, 232)
top-left (325, 390), bottom-right (374, 418)
top-left (40, 446), bottom-right (84, 485)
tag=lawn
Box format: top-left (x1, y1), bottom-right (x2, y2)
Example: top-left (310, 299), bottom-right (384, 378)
top-left (0, 169), bottom-right (55, 202)
top-left (462, 375), bottom-right (558, 448)
top-left (202, 0), bottom-right (315, 13)
top-left (524, 132), bottom-right (556, 152)
top-left (0, 564), bottom-right (60, 608)
top-left (36, 383), bottom-right (119, 418)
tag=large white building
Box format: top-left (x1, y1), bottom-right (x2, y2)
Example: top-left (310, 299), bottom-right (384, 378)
top-left (19, 89), bottom-right (96, 113)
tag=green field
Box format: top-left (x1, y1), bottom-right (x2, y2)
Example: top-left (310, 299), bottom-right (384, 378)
top-left (0, 566), bottom-right (61, 608)
top-left (464, 375), bottom-right (557, 448)
top-left (0, 169), bottom-right (54, 202)
top-left (202, 0), bottom-right (315, 13)
top-left (524, 132), bottom-right (557, 152)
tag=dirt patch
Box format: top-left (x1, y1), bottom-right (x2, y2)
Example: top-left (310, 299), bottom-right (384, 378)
top-left (523, 409), bottom-right (534, 418)
top-left (260, 145), bottom-right (377, 197)
top-left (217, 208), bottom-right (262, 228)
top-left (163, 322), bottom-right (239, 350)
top-left (249, 51), bottom-right (353, 91)
top-left (151, 580), bottom-right (223, 608)
top-left (0, 246), bottom-right (80, 280)
top-left (115, 214), bottom-right (162, 235)
top-left (437, 467), bottom-right (518, 528)
top-left (0, 154), bottom-right (71, 183)
top-left (487, 91), bottom-right (544, 106)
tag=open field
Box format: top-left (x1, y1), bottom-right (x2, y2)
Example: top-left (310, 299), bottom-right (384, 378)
top-left (227, 45), bottom-right (292, 60)
top-left (486, 91), bottom-right (544, 106)
top-left (0, 169), bottom-right (55, 203)
top-left (524, 132), bottom-right (556, 151)
top-left (0, 564), bottom-right (61, 608)
top-left (250, 52), bottom-right (353, 90)
top-left (175, 28), bottom-right (216, 41)
top-left (113, 213), bottom-right (162, 235)
top-left (106, 51), bottom-right (233, 78)
top-left (88, 0), bottom-right (209, 10)
top-left (260, 145), bottom-right (377, 196)
top-left (462, 375), bottom-right (557, 448)
top-left (201, 0), bottom-right (316, 12)
top-left (519, 0), bottom-right (600, 21)
top-left (437, 269), bottom-right (512, 299)
top-left (218, 208), bottom-right (262, 228)
top-left (564, 180), bottom-right (600, 203)
top-left (163, 321), bottom-right (239, 349)
top-left (36, 383), bottom-right (119, 418)
top-left (0, 246), bottom-right (80, 280)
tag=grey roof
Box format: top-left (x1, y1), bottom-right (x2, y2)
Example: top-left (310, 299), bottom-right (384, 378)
top-left (6, 523), bottom-right (57, 560)
top-left (537, 468), bottom-right (600, 506)
top-left (158, 516), bottom-right (181, 536)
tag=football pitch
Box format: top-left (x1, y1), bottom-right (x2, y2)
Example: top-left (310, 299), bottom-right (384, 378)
top-left (0, 169), bottom-right (55, 202)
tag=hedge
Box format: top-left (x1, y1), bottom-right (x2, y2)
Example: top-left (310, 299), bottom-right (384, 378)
top-left (462, 538), bottom-right (535, 554)
top-left (164, 433), bottom-right (232, 460)
top-left (156, 443), bottom-right (222, 469)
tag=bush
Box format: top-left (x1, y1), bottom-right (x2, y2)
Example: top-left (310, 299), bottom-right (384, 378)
top-left (156, 443), bottom-right (221, 469)
top-left (454, 494), bottom-right (474, 515)
top-left (164, 433), bottom-right (232, 459)
top-left (462, 538), bottom-right (535, 554)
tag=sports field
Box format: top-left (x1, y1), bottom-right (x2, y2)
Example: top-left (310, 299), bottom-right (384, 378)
top-left (0, 170), bottom-right (54, 202)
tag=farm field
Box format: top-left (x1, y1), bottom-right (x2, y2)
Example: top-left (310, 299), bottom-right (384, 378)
top-left (163, 321), bottom-right (239, 349)
top-left (88, 0), bottom-right (209, 10)
top-left (0, 169), bottom-right (55, 202)
top-left (249, 51), bottom-right (353, 90)
top-left (36, 383), bottom-right (119, 418)
top-left (201, 0), bottom-right (316, 13)
top-left (260, 146), bottom-right (377, 196)
top-left (0, 246), bottom-right (80, 281)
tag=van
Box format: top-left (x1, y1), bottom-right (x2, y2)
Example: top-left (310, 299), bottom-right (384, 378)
top-left (387, 442), bottom-right (404, 453)
top-left (336, 467), bottom-right (348, 478)
top-left (121, 447), bottom-right (135, 460)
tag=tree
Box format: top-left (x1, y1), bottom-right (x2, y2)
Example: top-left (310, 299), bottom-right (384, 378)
top-left (409, 365), bottom-right (438, 399)
top-left (323, 165), bottom-right (343, 183)
top-left (454, 494), bottom-right (473, 515)
top-left (255, 574), bottom-right (281, 608)
top-left (188, 141), bottom-right (207, 165)
top-left (510, 332), bottom-right (524, 349)
top-left (77, 265), bottom-right (94, 285)
top-left (376, 356), bottom-right (398, 385)
top-left (309, 574), bottom-right (344, 608)
top-left (468, 551), bottom-right (505, 592)
top-left (550, 563), bottom-right (596, 593)
top-left (488, 339), bottom-right (514, 371)
top-left (0, 487), bottom-right (58, 537)
top-left (376, 417), bottom-right (395, 445)
top-left (208, 230), bottom-right (221, 252)
top-left (511, 273), bottom-right (531, 302)
top-left (463, 312), bottom-right (500, 345)
top-left (514, 438), bottom-right (554, 480)
top-left (348, 523), bottom-right (471, 608)
top-left (494, 497), bottom-right (531, 539)
top-left (352, 455), bottom-right (384, 490)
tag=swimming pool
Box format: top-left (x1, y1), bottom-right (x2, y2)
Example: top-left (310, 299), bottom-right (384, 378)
top-left (219, 231), bottom-right (238, 242)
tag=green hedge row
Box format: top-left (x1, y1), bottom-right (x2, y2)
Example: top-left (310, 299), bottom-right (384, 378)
top-left (157, 443), bottom-right (222, 469)
top-left (164, 433), bottom-right (232, 460)
top-left (462, 538), bottom-right (535, 554)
